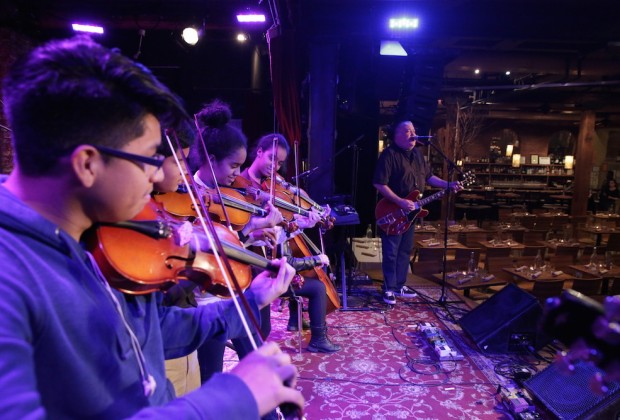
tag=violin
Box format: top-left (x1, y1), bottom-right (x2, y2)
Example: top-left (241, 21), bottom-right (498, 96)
top-left (153, 186), bottom-right (269, 231)
top-left (234, 175), bottom-right (333, 229)
top-left (85, 199), bottom-right (285, 296)
top-left (263, 174), bottom-right (330, 217)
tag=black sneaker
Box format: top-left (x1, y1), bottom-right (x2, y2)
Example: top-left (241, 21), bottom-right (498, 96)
top-left (383, 291), bottom-right (396, 305)
top-left (394, 286), bottom-right (417, 298)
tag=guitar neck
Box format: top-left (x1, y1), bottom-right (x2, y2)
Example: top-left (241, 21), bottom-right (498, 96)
top-left (417, 190), bottom-right (445, 207)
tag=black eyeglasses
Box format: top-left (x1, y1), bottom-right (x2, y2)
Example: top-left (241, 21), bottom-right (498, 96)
top-left (93, 145), bottom-right (165, 172)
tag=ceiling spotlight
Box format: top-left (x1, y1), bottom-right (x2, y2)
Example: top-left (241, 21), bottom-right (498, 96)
top-left (182, 27), bottom-right (200, 45)
top-left (474, 69), bottom-right (480, 74)
top-left (237, 14), bottom-right (266, 23)
top-left (236, 33), bottom-right (249, 42)
top-left (71, 23), bottom-right (104, 34)
top-left (505, 70), bottom-right (511, 76)
top-left (388, 17), bottom-right (419, 30)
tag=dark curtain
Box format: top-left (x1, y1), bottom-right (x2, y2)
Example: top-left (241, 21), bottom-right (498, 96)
top-left (266, 0), bottom-right (302, 175)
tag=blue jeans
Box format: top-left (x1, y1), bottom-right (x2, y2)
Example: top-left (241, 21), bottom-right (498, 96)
top-left (379, 226), bottom-right (415, 292)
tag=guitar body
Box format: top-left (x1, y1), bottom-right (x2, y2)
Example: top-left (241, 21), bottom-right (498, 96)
top-left (374, 172), bottom-right (475, 236)
top-left (375, 190), bottom-right (430, 236)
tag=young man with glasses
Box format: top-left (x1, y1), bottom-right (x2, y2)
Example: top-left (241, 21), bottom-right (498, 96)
top-left (0, 36), bottom-right (303, 418)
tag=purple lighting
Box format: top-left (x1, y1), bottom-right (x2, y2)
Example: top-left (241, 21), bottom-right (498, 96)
top-left (71, 23), bottom-right (104, 34)
top-left (236, 14), bottom-right (266, 23)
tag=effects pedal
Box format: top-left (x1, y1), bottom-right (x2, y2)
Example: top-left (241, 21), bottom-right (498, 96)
top-left (417, 322), bottom-right (464, 361)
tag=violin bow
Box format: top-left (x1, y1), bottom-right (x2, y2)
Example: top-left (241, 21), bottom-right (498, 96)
top-left (165, 127), bottom-right (264, 349)
top-left (293, 140), bottom-right (327, 255)
top-left (268, 136), bottom-right (284, 259)
top-left (193, 122), bottom-right (235, 232)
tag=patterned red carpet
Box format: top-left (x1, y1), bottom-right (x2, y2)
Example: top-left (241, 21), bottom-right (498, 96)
top-left (225, 286), bottom-right (553, 419)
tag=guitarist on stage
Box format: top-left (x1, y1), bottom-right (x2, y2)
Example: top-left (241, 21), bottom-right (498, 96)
top-left (372, 120), bottom-right (460, 305)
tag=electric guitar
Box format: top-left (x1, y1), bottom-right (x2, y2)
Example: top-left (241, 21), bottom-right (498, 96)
top-left (375, 171), bottom-right (476, 236)
top-left (541, 289), bottom-right (620, 392)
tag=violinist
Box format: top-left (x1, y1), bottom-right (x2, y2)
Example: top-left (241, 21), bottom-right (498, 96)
top-left (187, 100), bottom-right (284, 382)
top-left (239, 133), bottom-right (341, 353)
top-left (0, 37), bottom-right (303, 418)
top-left (143, 122), bottom-right (201, 396)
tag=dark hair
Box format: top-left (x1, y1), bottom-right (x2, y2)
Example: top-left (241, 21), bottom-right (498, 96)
top-left (2, 36), bottom-right (188, 176)
top-left (158, 121), bottom-right (195, 157)
top-left (189, 99), bottom-right (247, 168)
top-left (252, 133), bottom-right (290, 158)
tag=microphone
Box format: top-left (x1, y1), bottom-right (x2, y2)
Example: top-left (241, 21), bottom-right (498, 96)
top-left (292, 166), bottom-right (319, 180)
top-left (411, 136), bottom-right (434, 146)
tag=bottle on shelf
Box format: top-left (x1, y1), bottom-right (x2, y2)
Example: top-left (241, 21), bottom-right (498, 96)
top-left (365, 224), bottom-right (373, 238)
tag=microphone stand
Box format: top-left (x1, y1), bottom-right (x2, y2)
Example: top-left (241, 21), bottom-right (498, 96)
top-left (422, 138), bottom-right (464, 317)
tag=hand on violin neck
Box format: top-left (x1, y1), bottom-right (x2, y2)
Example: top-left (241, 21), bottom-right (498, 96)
top-left (230, 341), bottom-right (304, 417)
top-left (293, 209), bottom-right (321, 229)
top-left (249, 257), bottom-right (296, 309)
top-left (246, 227), bottom-right (279, 249)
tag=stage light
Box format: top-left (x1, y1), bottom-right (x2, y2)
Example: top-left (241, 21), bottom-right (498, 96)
top-left (388, 17), bottom-right (419, 30)
top-left (182, 27), bottom-right (200, 45)
top-left (474, 69), bottom-right (480, 75)
top-left (237, 14), bottom-right (266, 23)
top-left (236, 33), bottom-right (248, 42)
top-left (71, 23), bottom-right (104, 34)
top-left (505, 70), bottom-right (511, 76)
top-left (380, 40), bottom-right (407, 56)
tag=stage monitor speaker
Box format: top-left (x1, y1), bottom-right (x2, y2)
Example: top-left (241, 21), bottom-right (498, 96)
top-left (524, 361), bottom-right (620, 420)
top-left (458, 284), bottom-right (549, 353)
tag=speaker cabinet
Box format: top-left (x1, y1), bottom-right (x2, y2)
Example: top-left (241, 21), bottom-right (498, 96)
top-left (524, 362), bottom-right (620, 420)
top-left (459, 284), bottom-right (549, 353)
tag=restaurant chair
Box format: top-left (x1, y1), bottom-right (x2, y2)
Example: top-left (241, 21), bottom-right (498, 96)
top-left (410, 260), bottom-right (441, 281)
top-left (578, 245), bottom-right (607, 264)
top-left (608, 278), bottom-right (620, 296)
top-left (604, 233), bottom-right (620, 253)
top-left (454, 247), bottom-right (482, 267)
top-left (484, 247), bottom-right (512, 260)
top-left (522, 245), bottom-right (545, 257)
top-left (458, 231), bottom-right (490, 248)
top-left (522, 230), bottom-right (548, 245)
top-left (530, 279), bottom-right (565, 304)
top-left (569, 278), bottom-right (604, 297)
top-left (548, 254), bottom-right (575, 271)
top-left (532, 218), bottom-right (552, 231)
top-left (484, 256), bottom-right (518, 283)
top-left (520, 217), bottom-right (538, 230)
top-left (554, 245), bottom-right (580, 263)
top-left (417, 247), bottom-right (446, 262)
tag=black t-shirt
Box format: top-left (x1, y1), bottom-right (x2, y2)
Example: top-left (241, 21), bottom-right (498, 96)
top-left (372, 144), bottom-right (431, 198)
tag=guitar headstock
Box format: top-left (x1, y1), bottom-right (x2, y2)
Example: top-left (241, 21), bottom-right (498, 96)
top-left (542, 290), bottom-right (620, 392)
top-left (454, 171), bottom-right (476, 191)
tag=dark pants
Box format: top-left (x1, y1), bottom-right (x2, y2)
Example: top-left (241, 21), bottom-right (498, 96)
top-left (197, 305), bottom-right (269, 383)
top-left (285, 276), bottom-right (327, 327)
top-left (379, 226), bottom-right (415, 292)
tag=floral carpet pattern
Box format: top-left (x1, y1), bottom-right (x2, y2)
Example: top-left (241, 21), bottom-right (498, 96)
top-left (225, 286), bottom-right (550, 420)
